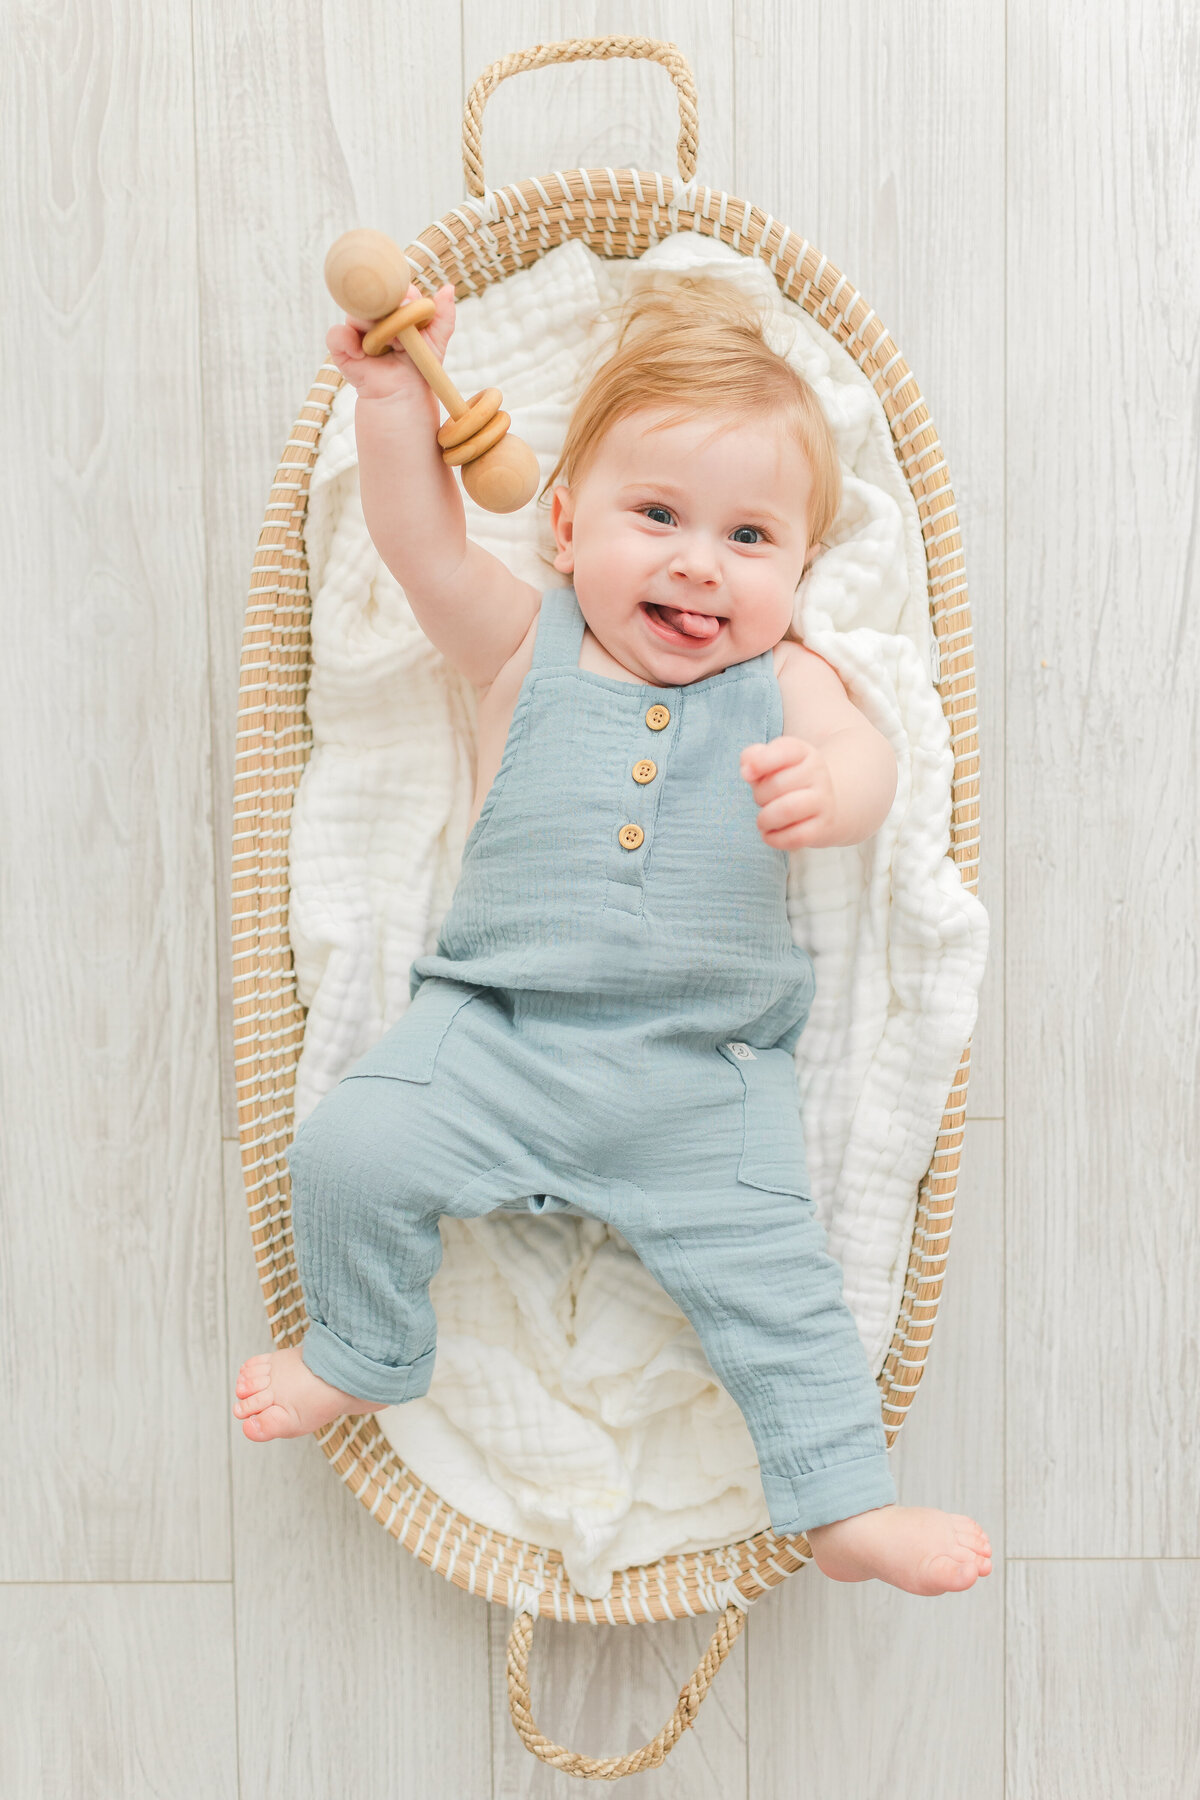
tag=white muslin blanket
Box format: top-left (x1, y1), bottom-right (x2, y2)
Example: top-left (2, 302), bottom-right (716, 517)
top-left (288, 231), bottom-right (989, 1598)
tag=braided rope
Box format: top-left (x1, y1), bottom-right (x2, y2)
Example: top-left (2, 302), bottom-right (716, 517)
top-left (462, 36), bottom-right (699, 197)
top-left (506, 1599), bottom-right (748, 1778)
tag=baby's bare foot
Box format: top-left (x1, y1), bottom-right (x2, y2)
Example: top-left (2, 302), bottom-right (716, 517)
top-left (232, 1345), bottom-right (380, 1442)
top-left (805, 1504), bottom-right (992, 1596)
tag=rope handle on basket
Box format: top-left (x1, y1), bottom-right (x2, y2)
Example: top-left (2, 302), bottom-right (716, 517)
top-left (461, 36), bottom-right (699, 198)
top-left (506, 1595), bottom-right (749, 1779)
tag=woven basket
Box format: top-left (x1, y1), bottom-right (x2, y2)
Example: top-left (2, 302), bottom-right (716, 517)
top-left (232, 37), bottom-right (979, 1781)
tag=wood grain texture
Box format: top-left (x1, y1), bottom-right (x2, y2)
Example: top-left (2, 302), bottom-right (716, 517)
top-left (0, 1584), bottom-right (237, 1799)
top-left (460, 2), bottom-right (734, 193)
top-left (222, 1142), bottom-right (492, 1798)
top-left (0, 0), bottom-right (230, 1580)
top-left (1006, 0), bottom-right (1200, 1557)
top-left (1007, 1562), bottom-right (1200, 1796)
top-left (193, 0), bottom-right (465, 1142)
top-left (733, 0), bottom-right (1006, 1123)
top-left (749, 1121), bottom-right (1004, 1799)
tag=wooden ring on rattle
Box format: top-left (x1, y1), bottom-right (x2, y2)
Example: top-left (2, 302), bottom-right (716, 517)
top-left (362, 294), bottom-right (436, 357)
top-left (440, 406), bottom-right (510, 467)
top-left (436, 387), bottom-right (501, 450)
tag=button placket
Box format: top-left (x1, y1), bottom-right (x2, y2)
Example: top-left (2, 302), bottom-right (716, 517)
top-left (602, 692), bottom-right (675, 918)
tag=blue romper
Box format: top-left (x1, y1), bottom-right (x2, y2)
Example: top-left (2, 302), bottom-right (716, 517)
top-left (286, 586), bottom-right (897, 1535)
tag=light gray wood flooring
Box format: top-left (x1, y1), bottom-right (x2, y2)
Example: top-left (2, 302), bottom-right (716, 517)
top-left (2, 2), bottom-right (1196, 1794)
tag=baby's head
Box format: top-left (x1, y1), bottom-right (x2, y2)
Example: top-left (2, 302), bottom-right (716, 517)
top-left (542, 278), bottom-right (841, 686)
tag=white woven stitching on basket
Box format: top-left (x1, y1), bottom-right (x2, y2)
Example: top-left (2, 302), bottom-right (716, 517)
top-left (752, 209), bottom-right (775, 261)
top-left (904, 451), bottom-right (950, 486)
top-left (430, 1506), bottom-right (465, 1567)
top-left (511, 1578), bottom-right (544, 1617)
top-left (834, 287), bottom-right (863, 336)
top-left (437, 231), bottom-right (481, 297)
top-left (264, 1279), bottom-right (302, 1322)
top-left (406, 239), bottom-right (455, 294)
top-left (667, 176), bottom-right (697, 224)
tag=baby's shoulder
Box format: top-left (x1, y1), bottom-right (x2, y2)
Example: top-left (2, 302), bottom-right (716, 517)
top-left (772, 636), bottom-right (866, 744)
top-left (772, 637), bottom-right (839, 686)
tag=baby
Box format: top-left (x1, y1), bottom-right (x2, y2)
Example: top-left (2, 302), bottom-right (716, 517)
top-left (234, 276), bottom-right (991, 1598)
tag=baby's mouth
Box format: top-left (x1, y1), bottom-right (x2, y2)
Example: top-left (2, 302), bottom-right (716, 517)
top-left (641, 602), bottom-right (725, 645)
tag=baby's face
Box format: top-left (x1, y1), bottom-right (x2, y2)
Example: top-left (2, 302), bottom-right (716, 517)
top-left (550, 407), bottom-right (815, 685)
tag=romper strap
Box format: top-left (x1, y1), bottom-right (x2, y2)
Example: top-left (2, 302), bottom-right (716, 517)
top-left (530, 585), bottom-right (586, 670)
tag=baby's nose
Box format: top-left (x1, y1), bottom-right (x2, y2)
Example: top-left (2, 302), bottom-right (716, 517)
top-left (669, 537), bottom-right (721, 581)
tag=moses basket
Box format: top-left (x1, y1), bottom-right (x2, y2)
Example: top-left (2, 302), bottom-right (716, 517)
top-left (231, 37), bottom-right (981, 1781)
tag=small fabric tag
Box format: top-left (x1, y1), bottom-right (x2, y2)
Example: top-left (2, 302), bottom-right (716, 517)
top-left (724, 1041), bottom-right (757, 1060)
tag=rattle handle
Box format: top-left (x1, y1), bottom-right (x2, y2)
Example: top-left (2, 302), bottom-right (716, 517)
top-left (394, 323), bottom-right (466, 420)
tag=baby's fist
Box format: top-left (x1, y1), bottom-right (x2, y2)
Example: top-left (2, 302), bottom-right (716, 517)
top-left (740, 736), bottom-right (839, 849)
top-left (325, 282), bottom-right (456, 403)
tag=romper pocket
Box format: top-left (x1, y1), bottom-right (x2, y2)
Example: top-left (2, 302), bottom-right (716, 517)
top-left (717, 1040), bottom-right (812, 1200)
top-left (342, 978), bottom-right (484, 1085)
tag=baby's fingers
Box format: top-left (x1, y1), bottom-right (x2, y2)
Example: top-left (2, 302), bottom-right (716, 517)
top-left (326, 320), bottom-right (367, 361)
top-left (740, 736), bottom-right (815, 781)
top-left (419, 283), bottom-right (456, 363)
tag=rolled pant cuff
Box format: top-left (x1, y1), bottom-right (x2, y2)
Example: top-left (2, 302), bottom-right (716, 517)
top-left (301, 1319), bottom-right (436, 1406)
top-left (762, 1451), bottom-right (898, 1536)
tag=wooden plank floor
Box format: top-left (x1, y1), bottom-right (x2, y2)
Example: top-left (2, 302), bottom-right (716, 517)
top-left (2, 2), bottom-right (1197, 1794)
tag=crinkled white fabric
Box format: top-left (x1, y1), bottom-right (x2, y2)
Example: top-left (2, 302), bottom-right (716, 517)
top-left (288, 232), bottom-right (989, 1598)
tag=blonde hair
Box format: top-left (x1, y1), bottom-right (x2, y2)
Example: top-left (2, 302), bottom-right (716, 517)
top-left (541, 277), bottom-right (842, 572)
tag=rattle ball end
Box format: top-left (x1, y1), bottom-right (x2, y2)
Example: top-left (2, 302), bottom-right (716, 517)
top-left (460, 436), bottom-right (542, 514)
top-left (324, 229), bottom-right (411, 321)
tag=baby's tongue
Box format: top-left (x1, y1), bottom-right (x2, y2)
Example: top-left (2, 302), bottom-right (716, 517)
top-left (655, 604), bottom-right (721, 641)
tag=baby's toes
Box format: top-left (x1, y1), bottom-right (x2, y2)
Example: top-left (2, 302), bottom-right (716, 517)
top-left (235, 1356), bottom-right (272, 1399)
top-left (241, 1404), bottom-right (292, 1443)
top-left (233, 1381), bottom-right (276, 1420)
top-left (933, 1553), bottom-right (977, 1590)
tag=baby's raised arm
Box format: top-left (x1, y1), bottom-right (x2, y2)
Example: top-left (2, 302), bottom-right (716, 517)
top-left (327, 285), bottom-right (541, 690)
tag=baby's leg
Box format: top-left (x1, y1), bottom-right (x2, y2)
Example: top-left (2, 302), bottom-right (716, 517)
top-left (234, 1071), bottom-right (458, 1443)
top-left (618, 1186), bottom-right (991, 1596)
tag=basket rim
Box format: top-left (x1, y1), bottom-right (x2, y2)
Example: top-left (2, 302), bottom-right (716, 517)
top-left (232, 166), bottom-right (979, 1624)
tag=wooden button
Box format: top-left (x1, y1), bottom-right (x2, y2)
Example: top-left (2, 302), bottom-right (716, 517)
top-left (618, 824), bottom-right (645, 850)
top-left (645, 704), bottom-right (671, 730)
top-left (632, 759), bottom-right (657, 784)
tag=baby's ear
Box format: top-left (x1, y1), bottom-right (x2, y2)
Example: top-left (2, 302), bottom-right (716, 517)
top-left (550, 484), bottom-right (575, 571)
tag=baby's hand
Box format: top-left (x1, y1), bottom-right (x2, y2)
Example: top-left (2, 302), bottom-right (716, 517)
top-left (740, 736), bottom-right (840, 850)
top-left (325, 281), bottom-right (456, 405)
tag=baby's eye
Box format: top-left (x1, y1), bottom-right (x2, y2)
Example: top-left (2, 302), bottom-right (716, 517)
top-left (643, 505), bottom-right (675, 526)
top-left (730, 526), bottom-right (765, 545)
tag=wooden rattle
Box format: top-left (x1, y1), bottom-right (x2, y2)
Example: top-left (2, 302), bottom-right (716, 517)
top-left (324, 228), bottom-right (541, 514)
